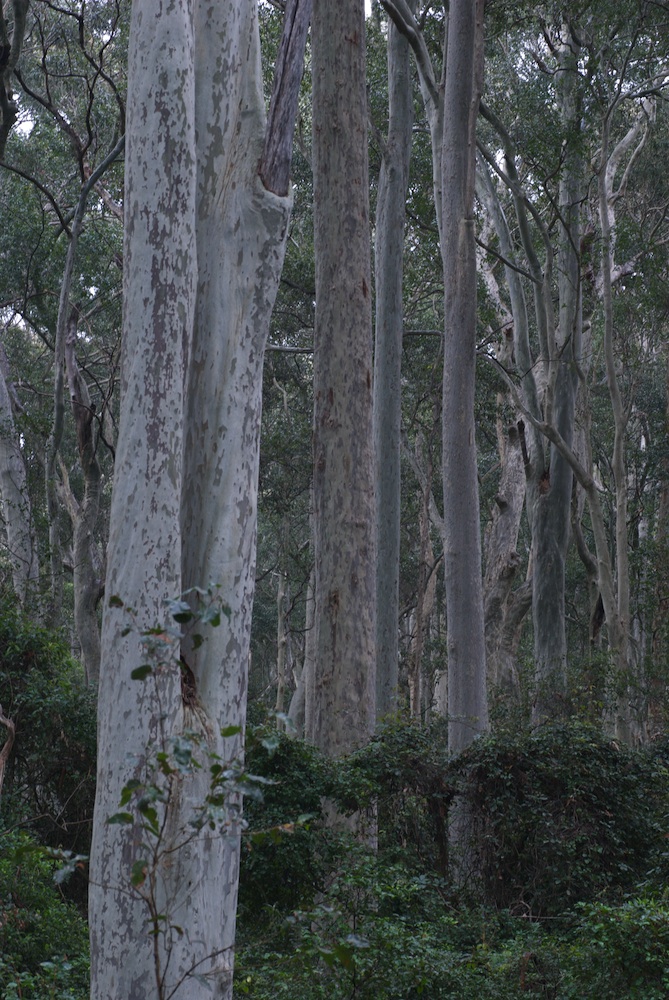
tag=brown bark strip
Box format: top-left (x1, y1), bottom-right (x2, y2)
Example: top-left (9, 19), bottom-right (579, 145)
top-left (260, 0), bottom-right (313, 196)
top-left (0, 704), bottom-right (16, 799)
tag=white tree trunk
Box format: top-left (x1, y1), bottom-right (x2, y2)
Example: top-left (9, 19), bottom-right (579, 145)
top-left (64, 320), bottom-right (103, 685)
top-left (0, 344), bottom-right (38, 605)
top-left (89, 2), bottom-right (302, 996)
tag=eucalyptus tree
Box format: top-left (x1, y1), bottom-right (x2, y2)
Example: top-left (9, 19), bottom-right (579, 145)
top-left (88, 1), bottom-right (311, 997)
top-left (373, 2), bottom-right (414, 720)
top-left (0, 342), bottom-right (38, 602)
top-left (479, 1), bottom-right (669, 728)
top-left (1, 0), bottom-right (126, 648)
top-left (308, 0), bottom-right (377, 759)
top-left (380, 0), bottom-right (488, 749)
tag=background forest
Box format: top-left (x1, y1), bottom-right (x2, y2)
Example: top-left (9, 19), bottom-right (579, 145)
top-left (1, 0), bottom-right (669, 997)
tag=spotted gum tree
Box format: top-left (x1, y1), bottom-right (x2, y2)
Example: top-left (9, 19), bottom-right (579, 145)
top-left (88, 2), bottom-right (311, 997)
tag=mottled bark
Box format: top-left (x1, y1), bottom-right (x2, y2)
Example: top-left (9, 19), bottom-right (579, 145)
top-left (310, 0), bottom-right (376, 758)
top-left (0, 343), bottom-right (38, 604)
top-left (374, 7), bottom-right (413, 720)
top-left (89, 3), bottom-right (306, 998)
top-left (483, 423), bottom-right (528, 701)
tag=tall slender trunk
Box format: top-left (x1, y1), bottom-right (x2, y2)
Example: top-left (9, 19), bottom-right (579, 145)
top-left (441, 0), bottom-right (488, 751)
top-left (64, 319), bottom-right (103, 685)
top-left (530, 26), bottom-right (582, 721)
top-left (373, 5), bottom-right (413, 720)
top-left (0, 344), bottom-right (38, 605)
top-left (309, 0), bottom-right (376, 759)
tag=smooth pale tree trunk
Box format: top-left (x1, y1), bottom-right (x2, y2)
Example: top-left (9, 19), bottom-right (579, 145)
top-left (441, 0), bottom-right (488, 752)
top-left (0, 345), bottom-right (38, 604)
top-left (373, 5), bottom-right (413, 720)
top-left (45, 136), bottom-right (124, 624)
top-left (89, 2), bottom-right (309, 997)
top-left (89, 6), bottom-right (197, 996)
top-left (64, 319), bottom-right (103, 685)
top-left (309, 0), bottom-right (376, 759)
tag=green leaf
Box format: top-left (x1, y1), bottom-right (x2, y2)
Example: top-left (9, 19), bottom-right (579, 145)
top-left (131, 664), bottom-right (153, 680)
top-left (107, 811), bottom-right (134, 825)
top-left (131, 860), bottom-right (148, 887)
top-left (109, 594), bottom-right (124, 608)
top-left (220, 725), bottom-right (242, 739)
top-left (120, 778), bottom-right (143, 805)
top-left (200, 605), bottom-right (221, 627)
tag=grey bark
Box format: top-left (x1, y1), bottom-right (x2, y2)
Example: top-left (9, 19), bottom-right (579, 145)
top-left (89, 3), bottom-right (308, 997)
top-left (64, 319), bottom-right (103, 686)
top-left (441, 0), bottom-right (488, 751)
top-left (380, 0), bottom-right (489, 749)
top-left (373, 6), bottom-right (414, 720)
top-left (309, 0), bottom-right (376, 758)
top-left (0, 342), bottom-right (38, 604)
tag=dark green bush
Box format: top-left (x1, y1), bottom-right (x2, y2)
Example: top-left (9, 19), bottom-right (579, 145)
top-left (564, 896), bottom-right (669, 999)
top-left (0, 829), bottom-right (89, 998)
top-left (0, 601), bottom-right (96, 858)
top-left (454, 722), bottom-right (669, 916)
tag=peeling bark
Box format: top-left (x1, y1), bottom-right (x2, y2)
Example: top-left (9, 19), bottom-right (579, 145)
top-left (90, 3), bottom-right (307, 997)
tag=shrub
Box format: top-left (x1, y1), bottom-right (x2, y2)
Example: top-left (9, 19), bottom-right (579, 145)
top-left (0, 600), bottom-right (96, 859)
top-left (0, 829), bottom-right (89, 998)
top-left (455, 722), bottom-right (669, 916)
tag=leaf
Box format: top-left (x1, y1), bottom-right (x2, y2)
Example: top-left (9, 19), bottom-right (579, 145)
top-left (220, 725), bottom-right (242, 739)
top-left (109, 594), bottom-right (124, 608)
top-left (261, 732), bottom-right (280, 754)
top-left (120, 778), bottom-right (143, 805)
top-left (131, 860), bottom-right (148, 887)
top-left (191, 632), bottom-right (204, 649)
top-left (167, 598), bottom-right (194, 624)
top-left (200, 605), bottom-right (221, 627)
top-left (107, 811), bottom-right (134, 825)
top-left (131, 664), bottom-right (153, 680)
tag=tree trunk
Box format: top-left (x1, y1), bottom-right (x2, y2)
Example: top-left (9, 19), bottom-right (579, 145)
top-left (441, 0), bottom-right (488, 752)
top-left (310, 0), bottom-right (376, 759)
top-left (89, 2), bottom-right (309, 997)
top-left (0, 344), bottom-right (38, 605)
top-left (373, 4), bottom-right (413, 720)
top-left (64, 318), bottom-right (103, 686)
top-left (530, 26), bottom-right (582, 721)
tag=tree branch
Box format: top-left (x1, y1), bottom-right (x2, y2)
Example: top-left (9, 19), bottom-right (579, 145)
top-left (260, 0), bottom-right (313, 196)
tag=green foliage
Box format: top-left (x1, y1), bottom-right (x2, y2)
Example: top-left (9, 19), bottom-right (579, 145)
top-left (0, 601), bottom-right (96, 856)
top-left (0, 830), bottom-right (89, 999)
top-left (564, 896), bottom-right (669, 999)
top-left (235, 718), bottom-right (669, 998)
top-left (455, 722), bottom-right (669, 916)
